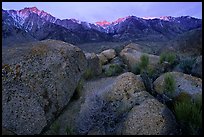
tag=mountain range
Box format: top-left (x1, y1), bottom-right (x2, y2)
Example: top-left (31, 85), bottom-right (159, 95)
top-left (2, 7), bottom-right (202, 46)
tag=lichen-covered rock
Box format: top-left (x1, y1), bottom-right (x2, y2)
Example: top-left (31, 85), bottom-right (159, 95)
top-left (122, 98), bottom-right (178, 135)
top-left (120, 46), bottom-right (160, 70)
top-left (85, 52), bottom-right (102, 76)
top-left (191, 56), bottom-right (202, 78)
top-left (97, 53), bottom-right (108, 65)
top-left (153, 72), bottom-right (202, 99)
top-left (2, 39), bottom-right (87, 135)
top-left (75, 72), bottom-right (178, 135)
top-left (100, 49), bottom-right (116, 61)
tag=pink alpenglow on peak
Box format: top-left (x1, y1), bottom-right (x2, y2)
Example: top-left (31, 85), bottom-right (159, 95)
top-left (95, 20), bottom-right (111, 27)
top-left (112, 17), bottom-right (127, 24)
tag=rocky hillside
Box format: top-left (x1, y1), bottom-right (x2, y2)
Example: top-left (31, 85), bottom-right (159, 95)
top-left (2, 39), bottom-right (202, 135)
top-left (2, 7), bottom-right (202, 46)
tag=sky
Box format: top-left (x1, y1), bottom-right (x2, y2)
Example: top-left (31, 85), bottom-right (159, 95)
top-left (2, 2), bottom-right (202, 23)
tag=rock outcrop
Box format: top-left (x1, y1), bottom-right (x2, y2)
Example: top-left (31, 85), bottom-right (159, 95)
top-left (120, 46), bottom-right (160, 70)
top-left (97, 49), bottom-right (116, 65)
top-left (75, 72), bottom-right (178, 135)
top-left (2, 39), bottom-right (87, 135)
top-left (85, 52), bottom-right (102, 76)
top-left (153, 72), bottom-right (202, 99)
top-left (122, 98), bottom-right (177, 135)
top-left (191, 56), bottom-right (202, 78)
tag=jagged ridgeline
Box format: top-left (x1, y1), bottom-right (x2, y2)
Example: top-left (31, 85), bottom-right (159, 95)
top-left (2, 7), bottom-right (202, 46)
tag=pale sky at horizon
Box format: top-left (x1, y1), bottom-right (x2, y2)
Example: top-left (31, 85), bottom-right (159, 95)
top-left (2, 2), bottom-right (202, 23)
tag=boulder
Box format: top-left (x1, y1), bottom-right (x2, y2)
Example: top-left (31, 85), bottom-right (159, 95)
top-left (122, 98), bottom-right (178, 135)
top-left (100, 49), bottom-right (116, 61)
top-left (110, 56), bottom-right (124, 66)
top-left (2, 39), bottom-right (87, 135)
top-left (85, 52), bottom-right (102, 76)
top-left (153, 72), bottom-right (202, 99)
top-left (120, 46), bottom-right (160, 70)
top-left (101, 49), bottom-right (116, 60)
top-left (76, 72), bottom-right (178, 135)
top-left (97, 53), bottom-right (108, 65)
top-left (191, 56), bottom-right (202, 78)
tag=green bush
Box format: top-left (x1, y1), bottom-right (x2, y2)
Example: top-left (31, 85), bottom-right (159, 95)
top-left (160, 52), bottom-right (176, 65)
top-left (105, 64), bottom-right (123, 77)
top-left (179, 58), bottom-right (195, 74)
top-left (132, 63), bottom-right (141, 75)
top-left (140, 54), bottom-right (149, 70)
top-left (174, 96), bottom-right (202, 135)
top-left (159, 52), bottom-right (166, 64)
top-left (164, 73), bottom-right (176, 95)
top-left (50, 121), bottom-right (60, 135)
top-left (83, 68), bottom-right (94, 80)
top-left (146, 66), bottom-right (155, 77)
top-left (174, 92), bottom-right (191, 103)
top-left (166, 53), bottom-right (176, 64)
top-left (65, 125), bottom-right (74, 135)
top-left (132, 54), bottom-right (150, 75)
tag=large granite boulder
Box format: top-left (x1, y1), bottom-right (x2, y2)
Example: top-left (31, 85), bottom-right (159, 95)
top-left (122, 98), bottom-right (177, 135)
top-left (97, 53), bottom-right (108, 65)
top-left (2, 39), bottom-right (87, 135)
top-left (85, 52), bottom-right (102, 76)
top-left (101, 49), bottom-right (116, 61)
top-left (153, 72), bottom-right (202, 99)
top-left (97, 49), bottom-right (116, 65)
top-left (191, 56), bottom-right (202, 78)
top-left (120, 46), bottom-right (160, 70)
top-left (75, 72), bottom-right (178, 135)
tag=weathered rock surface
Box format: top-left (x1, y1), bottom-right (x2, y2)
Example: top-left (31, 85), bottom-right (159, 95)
top-left (85, 52), bottom-right (102, 76)
top-left (122, 98), bottom-right (177, 135)
top-left (75, 72), bottom-right (178, 135)
top-left (101, 49), bottom-right (116, 61)
top-left (2, 39), bottom-right (87, 135)
top-left (153, 72), bottom-right (202, 99)
top-left (120, 45), bottom-right (160, 70)
top-left (191, 56), bottom-right (202, 78)
top-left (97, 49), bottom-right (116, 65)
top-left (97, 53), bottom-right (108, 65)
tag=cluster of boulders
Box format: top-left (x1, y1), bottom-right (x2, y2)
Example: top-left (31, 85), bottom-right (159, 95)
top-left (75, 72), bottom-right (178, 135)
top-left (2, 40), bottom-right (202, 135)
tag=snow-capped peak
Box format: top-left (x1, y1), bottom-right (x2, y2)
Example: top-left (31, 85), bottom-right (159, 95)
top-left (95, 20), bottom-right (111, 27)
top-left (142, 16), bottom-right (158, 20)
top-left (142, 16), bottom-right (175, 21)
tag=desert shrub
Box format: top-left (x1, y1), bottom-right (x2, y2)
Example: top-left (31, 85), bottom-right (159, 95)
top-left (132, 54), bottom-right (150, 75)
top-left (173, 92), bottom-right (191, 103)
top-left (164, 73), bottom-right (176, 95)
top-left (83, 68), bottom-right (94, 80)
top-left (160, 52), bottom-right (176, 65)
top-left (75, 92), bottom-right (123, 135)
top-left (140, 54), bottom-right (149, 70)
top-left (146, 66), bottom-right (155, 78)
top-left (131, 63), bottom-right (141, 75)
top-left (105, 64), bottom-right (123, 77)
top-left (50, 121), bottom-right (60, 135)
top-left (179, 57), bottom-right (196, 74)
top-left (65, 125), bottom-right (74, 135)
top-left (159, 52), bottom-right (166, 64)
top-left (174, 96), bottom-right (202, 135)
top-left (166, 53), bottom-right (176, 65)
